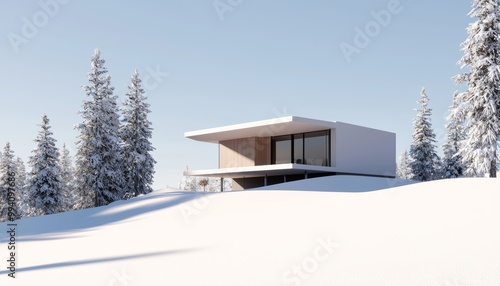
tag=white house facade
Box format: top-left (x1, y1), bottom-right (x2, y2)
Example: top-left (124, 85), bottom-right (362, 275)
top-left (184, 116), bottom-right (396, 190)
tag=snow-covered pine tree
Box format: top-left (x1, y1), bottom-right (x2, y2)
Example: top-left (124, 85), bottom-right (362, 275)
top-left (0, 143), bottom-right (19, 222)
top-left (442, 91), bottom-right (467, 178)
top-left (409, 88), bottom-right (441, 181)
top-left (396, 149), bottom-right (413, 180)
top-left (120, 70), bottom-right (156, 197)
top-left (75, 49), bottom-right (124, 208)
top-left (59, 144), bottom-right (77, 212)
top-left (454, 0), bottom-right (500, 177)
top-left (14, 157), bottom-right (29, 218)
top-left (15, 157), bottom-right (27, 194)
top-left (27, 115), bottom-right (63, 217)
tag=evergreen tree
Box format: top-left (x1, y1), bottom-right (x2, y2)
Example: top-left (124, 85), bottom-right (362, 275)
top-left (15, 157), bottom-right (27, 193)
top-left (59, 144), bottom-right (77, 212)
top-left (442, 91), bottom-right (467, 178)
top-left (409, 88), bottom-right (441, 181)
top-left (454, 0), bottom-right (500, 177)
top-left (75, 49), bottom-right (124, 208)
top-left (120, 70), bottom-right (156, 197)
top-left (0, 143), bottom-right (19, 222)
top-left (396, 149), bottom-right (413, 180)
top-left (14, 157), bottom-right (29, 218)
top-left (27, 115), bottom-right (63, 216)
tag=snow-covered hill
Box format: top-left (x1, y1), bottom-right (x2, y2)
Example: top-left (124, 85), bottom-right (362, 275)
top-left (1, 176), bottom-right (499, 285)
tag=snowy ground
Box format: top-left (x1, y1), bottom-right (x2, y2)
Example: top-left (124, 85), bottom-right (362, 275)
top-left (1, 175), bottom-right (499, 285)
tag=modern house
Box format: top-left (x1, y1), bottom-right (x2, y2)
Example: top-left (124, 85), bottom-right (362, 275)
top-left (184, 116), bottom-right (396, 190)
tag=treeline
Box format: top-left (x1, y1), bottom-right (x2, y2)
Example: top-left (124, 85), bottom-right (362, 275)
top-left (397, 89), bottom-right (464, 181)
top-left (398, 1), bottom-right (500, 181)
top-left (0, 49), bottom-right (155, 222)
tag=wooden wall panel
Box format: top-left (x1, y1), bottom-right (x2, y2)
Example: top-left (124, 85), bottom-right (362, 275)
top-left (219, 138), bottom-right (255, 168)
top-left (219, 137), bottom-right (271, 168)
top-left (254, 137), bottom-right (270, 166)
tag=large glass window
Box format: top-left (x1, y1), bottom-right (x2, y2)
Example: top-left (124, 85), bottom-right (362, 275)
top-left (304, 131), bottom-right (329, 166)
top-left (271, 130), bottom-right (330, 166)
top-left (272, 135), bottom-right (292, 164)
top-left (293, 134), bottom-right (303, 164)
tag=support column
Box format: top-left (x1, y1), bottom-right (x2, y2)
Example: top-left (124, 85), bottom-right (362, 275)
top-left (264, 174), bottom-right (268, 186)
top-left (220, 177), bottom-right (224, 192)
top-left (305, 171), bottom-right (308, 179)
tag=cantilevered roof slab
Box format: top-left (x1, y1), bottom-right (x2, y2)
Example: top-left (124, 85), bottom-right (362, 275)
top-left (183, 164), bottom-right (337, 178)
top-left (185, 116), bottom-right (337, 143)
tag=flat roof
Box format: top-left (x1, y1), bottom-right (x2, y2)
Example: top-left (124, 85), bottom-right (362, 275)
top-left (183, 164), bottom-right (390, 179)
top-left (185, 116), bottom-right (337, 143)
top-left (183, 164), bottom-right (337, 178)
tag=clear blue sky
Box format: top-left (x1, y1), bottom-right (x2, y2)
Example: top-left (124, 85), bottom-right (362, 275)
top-left (0, 0), bottom-right (473, 190)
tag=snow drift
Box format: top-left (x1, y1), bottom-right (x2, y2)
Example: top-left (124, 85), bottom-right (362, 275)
top-left (0, 176), bottom-right (498, 285)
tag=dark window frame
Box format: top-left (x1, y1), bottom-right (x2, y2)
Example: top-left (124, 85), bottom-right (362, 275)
top-left (271, 130), bottom-right (331, 167)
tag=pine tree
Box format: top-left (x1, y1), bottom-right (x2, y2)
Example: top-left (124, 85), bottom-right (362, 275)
top-left (409, 88), bottom-right (441, 181)
top-left (75, 49), bottom-right (124, 208)
top-left (15, 157), bottom-right (27, 193)
top-left (454, 0), bottom-right (500, 177)
top-left (120, 70), bottom-right (156, 197)
top-left (442, 91), bottom-right (467, 178)
top-left (14, 157), bottom-right (29, 218)
top-left (59, 144), bottom-right (77, 212)
top-left (27, 115), bottom-right (63, 216)
top-left (396, 149), bottom-right (413, 180)
top-left (0, 143), bottom-right (19, 222)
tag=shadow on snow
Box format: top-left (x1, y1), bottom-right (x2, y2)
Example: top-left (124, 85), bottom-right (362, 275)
top-left (0, 190), bottom-right (210, 242)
